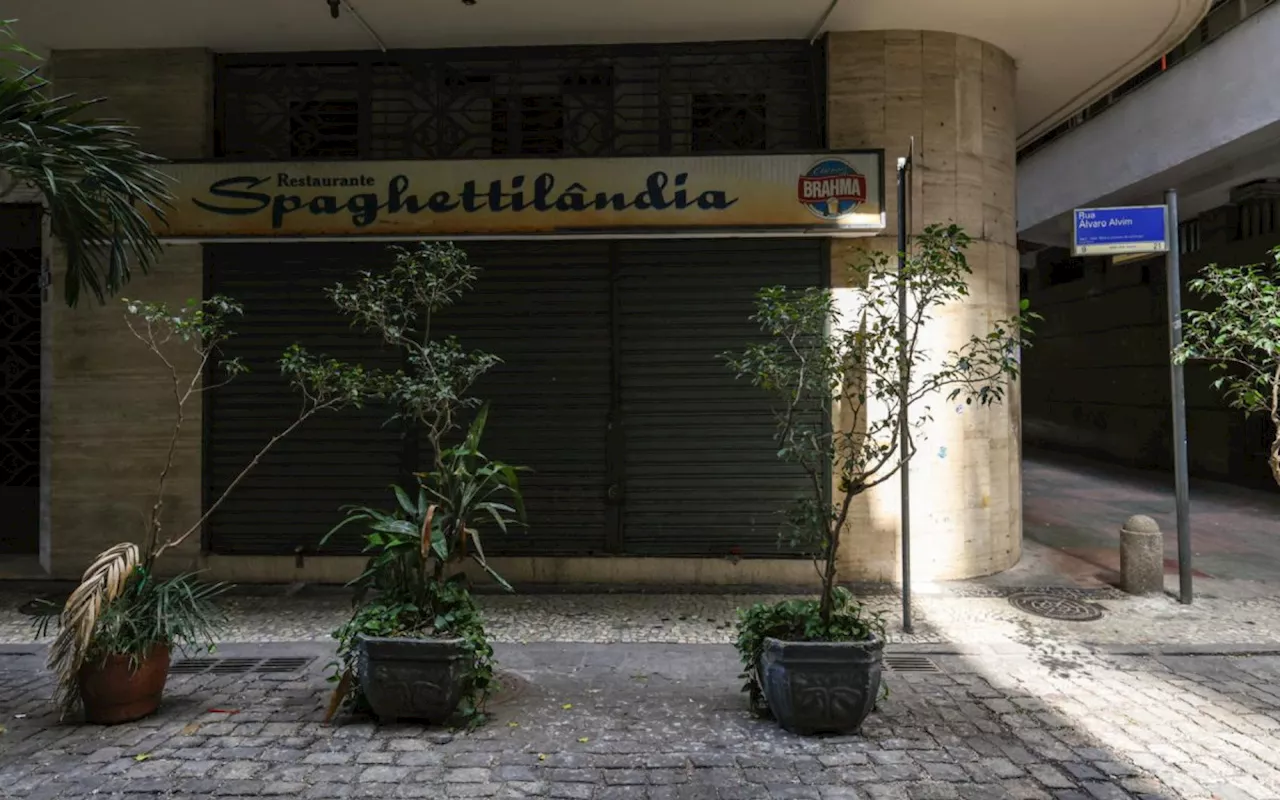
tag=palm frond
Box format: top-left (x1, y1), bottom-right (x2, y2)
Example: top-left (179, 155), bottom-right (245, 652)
top-left (46, 542), bottom-right (140, 718)
top-left (0, 66), bottom-right (171, 306)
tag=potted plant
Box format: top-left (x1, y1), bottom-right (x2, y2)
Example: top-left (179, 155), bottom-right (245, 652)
top-left (725, 224), bottom-right (1034, 735)
top-left (36, 296), bottom-right (369, 723)
top-left (322, 243), bottom-right (524, 727)
top-left (326, 407), bottom-right (524, 725)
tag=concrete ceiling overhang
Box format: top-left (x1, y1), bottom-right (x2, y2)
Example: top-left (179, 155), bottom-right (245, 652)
top-left (0, 0), bottom-right (1210, 145)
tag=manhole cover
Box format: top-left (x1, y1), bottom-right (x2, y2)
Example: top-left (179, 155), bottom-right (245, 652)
top-left (1008, 592), bottom-right (1104, 622)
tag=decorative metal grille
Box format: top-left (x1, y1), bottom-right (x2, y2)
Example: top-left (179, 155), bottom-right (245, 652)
top-left (215, 41), bottom-right (825, 160)
top-left (0, 206), bottom-right (41, 491)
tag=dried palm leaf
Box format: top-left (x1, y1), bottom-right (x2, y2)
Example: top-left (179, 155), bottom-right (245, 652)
top-left (46, 542), bottom-right (140, 717)
top-left (324, 668), bottom-right (354, 724)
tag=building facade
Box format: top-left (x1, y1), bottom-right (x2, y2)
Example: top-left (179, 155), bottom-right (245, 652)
top-left (0, 0), bottom-right (1211, 584)
top-left (1019, 0), bottom-right (1280, 490)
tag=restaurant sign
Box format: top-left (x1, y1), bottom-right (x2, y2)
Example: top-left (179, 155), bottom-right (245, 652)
top-left (151, 152), bottom-right (885, 239)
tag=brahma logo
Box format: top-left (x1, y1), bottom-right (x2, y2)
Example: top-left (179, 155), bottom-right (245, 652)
top-left (798, 158), bottom-right (867, 220)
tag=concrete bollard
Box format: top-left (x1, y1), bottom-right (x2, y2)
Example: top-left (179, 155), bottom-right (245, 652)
top-left (1120, 515), bottom-right (1164, 595)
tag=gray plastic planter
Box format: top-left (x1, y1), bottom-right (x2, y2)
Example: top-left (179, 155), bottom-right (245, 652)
top-left (356, 635), bottom-right (469, 725)
top-left (758, 634), bottom-right (884, 735)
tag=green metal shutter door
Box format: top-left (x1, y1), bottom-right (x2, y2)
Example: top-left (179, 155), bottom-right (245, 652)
top-left (420, 241), bottom-right (614, 556)
top-left (205, 244), bottom-right (405, 556)
top-left (616, 238), bottom-right (826, 558)
top-left (207, 241), bottom-right (613, 558)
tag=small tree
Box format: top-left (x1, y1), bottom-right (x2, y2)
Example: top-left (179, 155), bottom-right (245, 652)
top-left (43, 296), bottom-right (370, 717)
top-left (122, 296), bottom-right (373, 560)
top-left (325, 242), bottom-right (513, 586)
top-left (1174, 246), bottom-right (1280, 487)
top-left (726, 224), bottom-right (1033, 626)
top-left (324, 243), bottom-right (522, 724)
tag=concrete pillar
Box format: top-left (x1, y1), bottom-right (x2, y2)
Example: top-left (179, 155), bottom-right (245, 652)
top-left (1120, 514), bottom-right (1165, 595)
top-left (43, 49), bottom-right (212, 577)
top-left (827, 31), bottom-right (1021, 582)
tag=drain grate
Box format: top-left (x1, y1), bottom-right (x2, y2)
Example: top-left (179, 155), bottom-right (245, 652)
top-left (170, 656), bottom-right (313, 676)
top-left (884, 654), bottom-right (941, 673)
top-left (1008, 592), bottom-right (1104, 622)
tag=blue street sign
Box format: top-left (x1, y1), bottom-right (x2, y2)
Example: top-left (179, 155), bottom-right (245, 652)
top-left (1072, 205), bottom-right (1169, 256)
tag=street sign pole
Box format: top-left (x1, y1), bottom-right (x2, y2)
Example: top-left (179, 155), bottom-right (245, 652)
top-left (1164, 190), bottom-right (1193, 605)
top-left (897, 153), bottom-right (913, 635)
top-left (1074, 200), bottom-right (1191, 601)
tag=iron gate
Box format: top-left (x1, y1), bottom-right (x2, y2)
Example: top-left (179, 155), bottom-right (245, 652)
top-left (215, 40), bottom-right (825, 160)
top-left (0, 205), bottom-right (42, 554)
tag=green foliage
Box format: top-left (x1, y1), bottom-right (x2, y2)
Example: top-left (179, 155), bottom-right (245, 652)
top-left (0, 21), bottom-right (171, 306)
top-left (122, 295), bottom-right (248, 381)
top-left (323, 244), bottom-right (523, 727)
top-left (416, 405), bottom-right (528, 589)
top-left (328, 243), bottom-right (500, 457)
top-left (1174, 247), bottom-right (1280, 486)
top-left (324, 407), bottom-right (525, 725)
top-left (121, 295), bottom-right (373, 557)
top-left (279, 343), bottom-right (377, 412)
top-left (326, 406), bottom-right (527, 593)
top-left (33, 567), bottom-right (227, 666)
top-left (329, 580), bottom-right (496, 725)
top-left (735, 588), bottom-right (886, 713)
top-left (724, 224), bottom-right (1035, 625)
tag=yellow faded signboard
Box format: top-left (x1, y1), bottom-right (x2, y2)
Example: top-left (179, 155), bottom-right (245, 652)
top-left (151, 152), bottom-right (885, 239)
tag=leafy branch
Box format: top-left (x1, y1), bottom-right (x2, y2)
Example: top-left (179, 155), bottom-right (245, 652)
top-left (44, 295), bottom-right (370, 719)
top-left (329, 243), bottom-right (500, 464)
top-left (120, 297), bottom-right (373, 562)
top-left (1174, 247), bottom-right (1280, 486)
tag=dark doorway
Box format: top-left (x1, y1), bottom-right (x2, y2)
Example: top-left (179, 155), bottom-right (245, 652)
top-left (0, 205), bottom-right (42, 554)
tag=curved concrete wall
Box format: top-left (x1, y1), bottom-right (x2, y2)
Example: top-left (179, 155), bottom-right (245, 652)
top-left (828, 31), bottom-right (1022, 582)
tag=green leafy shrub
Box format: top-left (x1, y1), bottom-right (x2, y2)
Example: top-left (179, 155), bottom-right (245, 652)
top-left (325, 409), bottom-right (524, 726)
top-left (735, 588), bottom-right (886, 712)
top-left (34, 567), bottom-right (226, 669)
top-left (330, 581), bottom-right (495, 722)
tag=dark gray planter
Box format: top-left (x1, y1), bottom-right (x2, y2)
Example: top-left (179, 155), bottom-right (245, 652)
top-left (758, 634), bottom-right (884, 735)
top-left (356, 635), bottom-right (469, 725)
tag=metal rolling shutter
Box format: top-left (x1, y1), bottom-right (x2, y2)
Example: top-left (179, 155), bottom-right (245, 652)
top-left (616, 239), bottom-right (826, 558)
top-left (434, 242), bottom-right (612, 556)
top-left (206, 244), bottom-right (405, 556)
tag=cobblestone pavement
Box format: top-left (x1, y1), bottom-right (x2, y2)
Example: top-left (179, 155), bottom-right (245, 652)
top-left (1, 637), bottom-right (1279, 799)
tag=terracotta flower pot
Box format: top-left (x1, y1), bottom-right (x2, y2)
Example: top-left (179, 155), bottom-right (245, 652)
top-left (78, 643), bottom-right (171, 724)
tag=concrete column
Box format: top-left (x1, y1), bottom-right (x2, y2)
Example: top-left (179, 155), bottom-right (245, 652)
top-left (43, 49), bottom-right (212, 577)
top-left (827, 31), bottom-right (1021, 582)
